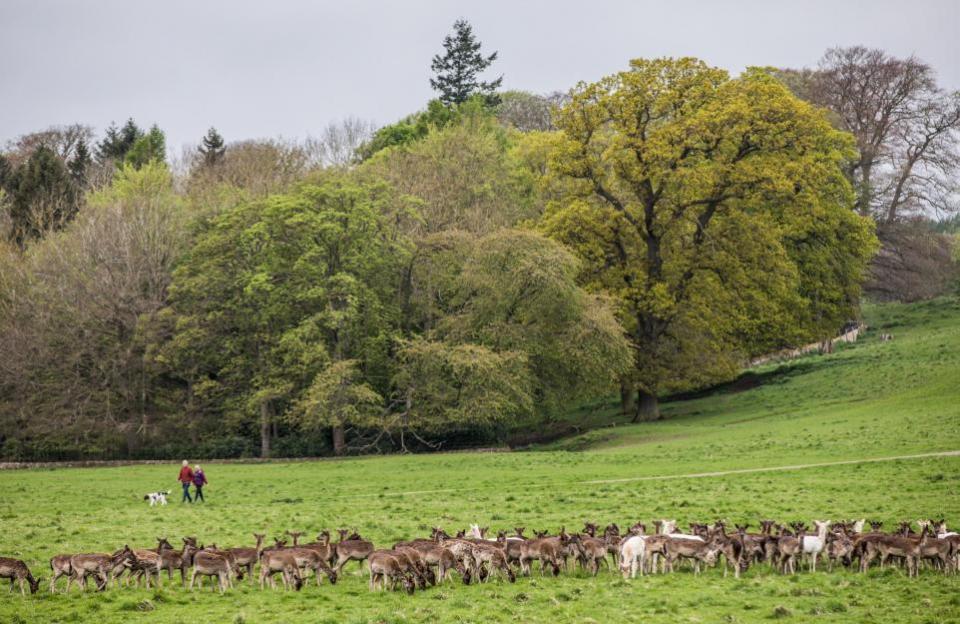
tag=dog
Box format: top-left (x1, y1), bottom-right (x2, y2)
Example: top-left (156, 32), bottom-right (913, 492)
top-left (144, 490), bottom-right (171, 506)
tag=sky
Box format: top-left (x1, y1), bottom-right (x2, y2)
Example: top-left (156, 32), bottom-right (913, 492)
top-left (2, 0), bottom-right (958, 153)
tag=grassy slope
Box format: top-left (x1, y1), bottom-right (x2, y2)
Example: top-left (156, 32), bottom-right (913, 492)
top-left (1, 298), bottom-right (959, 623)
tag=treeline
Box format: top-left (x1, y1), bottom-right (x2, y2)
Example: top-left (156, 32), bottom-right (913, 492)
top-left (0, 21), bottom-right (957, 460)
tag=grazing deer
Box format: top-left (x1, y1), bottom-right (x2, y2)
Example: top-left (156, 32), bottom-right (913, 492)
top-left (227, 533), bottom-right (266, 584)
top-left (285, 547), bottom-right (338, 586)
top-left (69, 546), bottom-right (135, 592)
top-left (469, 543), bottom-right (516, 583)
top-left (0, 557), bottom-right (41, 595)
top-left (619, 533), bottom-right (647, 579)
top-left (258, 549), bottom-right (304, 591)
top-left (368, 550), bottom-right (416, 594)
top-left (663, 535), bottom-right (721, 574)
top-left (519, 532), bottom-right (562, 576)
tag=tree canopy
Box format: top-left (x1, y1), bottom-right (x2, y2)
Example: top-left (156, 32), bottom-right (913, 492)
top-left (536, 58), bottom-right (878, 419)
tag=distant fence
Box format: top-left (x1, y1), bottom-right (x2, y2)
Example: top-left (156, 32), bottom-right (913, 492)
top-left (747, 323), bottom-right (867, 368)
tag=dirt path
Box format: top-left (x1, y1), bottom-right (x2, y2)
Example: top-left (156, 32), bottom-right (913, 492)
top-left (580, 449), bottom-right (960, 485)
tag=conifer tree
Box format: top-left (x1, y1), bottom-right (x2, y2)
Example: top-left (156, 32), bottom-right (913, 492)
top-left (430, 19), bottom-right (502, 106)
top-left (198, 127), bottom-right (226, 166)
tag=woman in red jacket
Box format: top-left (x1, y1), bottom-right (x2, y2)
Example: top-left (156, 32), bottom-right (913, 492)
top-left (178, 460), bottom-right (194, 503)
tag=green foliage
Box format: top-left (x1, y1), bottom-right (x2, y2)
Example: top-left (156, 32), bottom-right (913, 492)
top-left (537, 57), bottom-right (878, 414)
top-left (158, 176), bottom-right (409, 454)
top-left (124, 124), bottom-right (166, 169)
top-left (361, 108), bottom-right (535, 236)
top-left (1, 144), bottom-right (79, 247)
top-left (430, 19), bottom-right (502, 106)
top-left (430, 229), bottom-right (632, 412)
top-left (97, 118), bottom-right (143, 163)
top-left (394, 338), bottom-right (534, 432)
top-left (359, 96), bottom-right (492, 159)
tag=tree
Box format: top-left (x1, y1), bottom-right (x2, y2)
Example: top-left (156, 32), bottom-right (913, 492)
top-left (430, 19), bottom-right (502, 106)
top-left (198, 127), bottom-right (226, 167)
top-left (538, 58), bottom-right (877, 420)
top-left (0, 163), bottom-right (186, 458)
top-left (360, 107), bottom-right (536, 237)
top-left (97, 118), bottom-right (143, 164)
top-left (305, 118), bottom-right (375, 167)
top-left (3, 145), bottom-right (80, 248)
top-left (779, 47), bottom-right (960, 223)
top-left (125, 124), bottom-right (166, 169)
top-left (159, 177), bottom-right (408, 457)
top-left (68, 138), bottom-right (92, 186)
top-left (425, 229), bottom-right (632, 414)
top-left (495, 91), bottom-right (568, 132)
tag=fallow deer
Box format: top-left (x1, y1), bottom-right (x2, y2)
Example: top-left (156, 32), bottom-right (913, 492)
top-left (0, 557), bottom-right (41, 595)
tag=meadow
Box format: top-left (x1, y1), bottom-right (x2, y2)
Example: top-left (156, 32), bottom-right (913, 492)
top-left (1, 297), bottom-right (959, 623)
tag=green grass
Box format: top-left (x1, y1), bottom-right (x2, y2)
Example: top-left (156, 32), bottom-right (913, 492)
top-left (2, 297), bottom-right (959, 623)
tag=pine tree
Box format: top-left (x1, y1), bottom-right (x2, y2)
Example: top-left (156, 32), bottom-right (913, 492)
top-left (97, 118), bottom-right (143, 164)
top-left (430, 19), bottom-right (503, 106)
top-left (124, 124), bottom-right (166, 170)
top-left (198, 127), bottom-right (226, 166)
top-left (68, 138), bottom-right (92, 186)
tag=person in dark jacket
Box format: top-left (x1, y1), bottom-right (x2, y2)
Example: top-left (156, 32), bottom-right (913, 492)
top-left (178, 460), bottom-right (194, 503)
top-left (192, 465), bottom-right (208, 503)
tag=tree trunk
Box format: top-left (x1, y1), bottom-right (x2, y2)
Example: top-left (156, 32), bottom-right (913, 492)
top-left (259, 401), bottom-right (271, 458)
top-left (620, 379), bottom-right (637, 416)
top-left (633, 389), bottom-right (660, 422)
top-left (332, 426), bottom-right (345, 456)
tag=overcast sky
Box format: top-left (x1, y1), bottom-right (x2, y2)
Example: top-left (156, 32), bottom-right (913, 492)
top-left (2, 0), bottom-right (958, 152)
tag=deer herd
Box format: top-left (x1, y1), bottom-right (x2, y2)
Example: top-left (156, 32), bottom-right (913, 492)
top-left (2, 518), bottom-right (958, 596)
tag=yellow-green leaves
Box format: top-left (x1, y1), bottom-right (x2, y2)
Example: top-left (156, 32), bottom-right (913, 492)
top-left (538, 57), bottom-right (878, 410)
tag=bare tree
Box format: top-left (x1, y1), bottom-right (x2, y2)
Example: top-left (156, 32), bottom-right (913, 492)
top-left (789, 47), bottom-right (960, 222)
top-left (876, 92), bottom-right (960, 222)
top-left (495, 91), bottom-right (568, 132)
top-left (4, 124), bottom-right (94, 165)
top-left (304, 117), bottom-right (376, 168)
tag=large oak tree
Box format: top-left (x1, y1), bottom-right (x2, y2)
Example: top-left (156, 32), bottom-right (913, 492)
top-left (536, 58), bottom-right (877, 420)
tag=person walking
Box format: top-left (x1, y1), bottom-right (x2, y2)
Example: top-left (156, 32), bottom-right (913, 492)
top-left (178, 460), bottom-right (194, 503)
top-left (192, 465), bottom-right (207, 503)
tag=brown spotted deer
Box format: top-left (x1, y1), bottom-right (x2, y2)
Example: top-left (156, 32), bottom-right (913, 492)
top-left (48, 554), bottom-right (72, 593)
top-left (776, 524), bottom-right (805, 574)
top-left (569, 533), bottom-right (608, 576)
top-left (227, 533), bottom-right (265, 584)
top-left (663, 535), bottom-right (721, 574)
top-left (285, 546), bottom-right (338, 586)
top-left (469, 542), bottom-right (516, 583)
top-left (0, 557), bottom-right (41, 595)
top-left (519, 531), bottom-right (562, 576)
top-left (68, 546), bottom-right (135, 591)
top-left (332, 531), bottom-right (374, 576)
top-left (368, 550), bottom-right (416, 594)
top-left (258, 548), bottom-right (304, 591)
top-left (189, 551), bottom-right (235, 593)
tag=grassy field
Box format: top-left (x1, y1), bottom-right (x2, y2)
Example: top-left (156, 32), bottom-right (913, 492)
top-left (1, 297), bottom-right (959, 623)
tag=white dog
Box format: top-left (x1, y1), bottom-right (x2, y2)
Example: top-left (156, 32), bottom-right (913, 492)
top-left (144, 490), bottom-right (171, 506)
